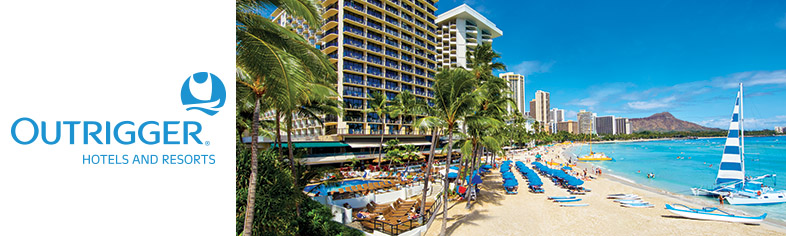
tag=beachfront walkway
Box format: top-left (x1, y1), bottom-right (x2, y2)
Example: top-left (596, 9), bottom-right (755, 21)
top-left (425, 160), bottom-right (786, 236)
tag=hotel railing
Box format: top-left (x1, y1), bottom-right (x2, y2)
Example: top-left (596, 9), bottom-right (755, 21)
top-left (367, 20), bottom-right (383, 31)
top-left (385, 28), bottom-right (399, 37)
top-left (385, 17), bottom-right (399, 26)
top-left (345, 13), bottom-right (365, 24)
top-left (367, 0), bottom-right (383, 8)
top-left (327, 128), bottom-right (437, 136)
top-left (344, 1), bottom-right (365, 12)
top-left (368, 9), bottom-right (383, 20)
top-left (385, 5), bottom-right (399, 15)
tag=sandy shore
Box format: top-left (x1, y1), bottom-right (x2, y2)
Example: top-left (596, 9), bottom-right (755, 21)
top-left (424, 144), bottom-right (786, 236)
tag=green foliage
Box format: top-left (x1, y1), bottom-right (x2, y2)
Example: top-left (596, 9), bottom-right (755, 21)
top-left (236, 146), bottom-right (362, 236)
top-left (236, 147), bottom-right (298, 235)
top-left (299, 200), bottom-right (364, 236)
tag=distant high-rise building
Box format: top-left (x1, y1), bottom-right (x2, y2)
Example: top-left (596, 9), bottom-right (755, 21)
top-left (436, 4), bottom-right (502, 69)
top-left (557, 121), bottom-right (579, 134)
top-left (595, 116), bottom-right (616, 135)
top-left (776, 126), bottom-right (785, 134)
top-left (529, 99), bottom-right (536, 119)
top-left (577, 110), bottom-right (595, 134)
top-left (532, 90), bottom-right (550, 125)
top-left (549, 108), bottom-right (564, 124)
top-left (615, 117), bottom-right (632, 135)
top-left (501, 72), bottom-right (525, 115)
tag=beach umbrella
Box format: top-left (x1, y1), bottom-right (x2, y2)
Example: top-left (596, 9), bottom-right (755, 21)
top-left (503, 179), bottom-right (518, 187)
top-left (502, 172), bottom-right (515, 179)
top-left (471, 174), bottom-right (483, 184)
top-left (450, 166), bottom-right (459, 170)
top-left (447, 172), bottom-right (458, 178)
top-left (529, 178), bottom-right (543, 186)
top-left (568, 178), bottom-right (584, 186)
top-left (481, 164), bottom-right (493, 169)
top-left (562, 166), bottom-right (572, 171)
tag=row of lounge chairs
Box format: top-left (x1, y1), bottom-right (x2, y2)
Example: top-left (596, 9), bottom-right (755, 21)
top-left (532, 162), bottom-right (590, 195)
top-left (515, 161), bottom-right (545, 193)
top-left (329, 180), bottom-right (400, 198)
top-left (500, 160), bottom-right (519, 194)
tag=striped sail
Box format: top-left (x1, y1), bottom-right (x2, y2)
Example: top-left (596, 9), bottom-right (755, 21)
top-left (715, 89), bottom-right (744, 185)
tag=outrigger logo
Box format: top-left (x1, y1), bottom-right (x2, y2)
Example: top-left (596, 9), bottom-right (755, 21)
top-left (181, 72), bottom-right (226, 116)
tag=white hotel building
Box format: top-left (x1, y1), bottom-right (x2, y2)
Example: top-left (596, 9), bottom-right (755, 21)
top-left (435, 4), bottom-right (502, 69)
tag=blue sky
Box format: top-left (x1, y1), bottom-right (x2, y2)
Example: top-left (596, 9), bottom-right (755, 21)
top-left (443, 0), bottom-right (786, 130)
top-left (263, 0), bottom-right (786, 130)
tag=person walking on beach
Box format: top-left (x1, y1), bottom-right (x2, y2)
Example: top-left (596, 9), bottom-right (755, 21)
top-left (719, 195), bottom-right (724, 206)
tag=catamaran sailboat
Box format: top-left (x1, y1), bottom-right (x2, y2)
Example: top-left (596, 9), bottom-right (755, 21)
top-left (578, 139), bottom-right (612, 161)
top-left (690, 83), bottom-right (786, 205)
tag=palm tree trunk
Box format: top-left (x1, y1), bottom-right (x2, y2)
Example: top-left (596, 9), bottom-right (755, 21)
top-left (441, 126), bottom-right (455, 236)
top-left (378, 118), bottom-right (386, 171)
top-left (421, 128), bottom-right (438, 216)
top-left (242, 97), bottom-right (260, 236)
top-left (465, 140), bottom-right (480, 208)
top-left (286, 114), bottom-right (300, 217)
top-left (275, 110), bottom-right (282, 157)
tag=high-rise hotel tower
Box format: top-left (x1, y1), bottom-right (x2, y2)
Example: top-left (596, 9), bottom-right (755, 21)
top-left (500, 72), bottom-right (525, 115)
top-left (271, 0), bottom-right (441, 138)
top-left (434, 4), bottom-right (502, 69)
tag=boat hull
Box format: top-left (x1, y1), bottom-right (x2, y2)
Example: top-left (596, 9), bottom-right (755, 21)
top-left (665, 204), bottom-right (766, 224)
top-left (578, 153), bottom-right (612, 161)
top-left (726, 192), bottom-right (786, 205)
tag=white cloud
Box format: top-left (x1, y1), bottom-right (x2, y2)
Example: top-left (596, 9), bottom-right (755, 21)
top-left (699, 115), bottom-right (786, 130)
top-left (778, 13), bottom-right (786, 30)
top-left (566, 82), bottom-right (634, 110)
top-left (711, 70), bottom-right (786, 89)
top-left (697, 118), bottom-right (730, 129)
top-left (564, 110), bottom-right (578, 120)
top-left (627, 96), bottom-right (677, 110)
top-left (512, 60), bottom-right (554, 76)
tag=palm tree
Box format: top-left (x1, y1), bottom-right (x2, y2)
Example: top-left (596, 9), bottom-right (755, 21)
top-left (462, 44), bottom-right (510, 208)
top-left (236, 0), bottom-right (335, 235)
top-left (428, 68), bottom-right (480, 236)
top-left (365, 91), bottom-right (394, 170)
top-left (392, 91), bottom-right (421, 135)
top-left (466, 44), bottom-right (506, 82)
top-left (414, 106), bottom-right (445, 219)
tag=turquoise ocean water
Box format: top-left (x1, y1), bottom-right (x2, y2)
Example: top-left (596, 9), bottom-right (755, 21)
top-left (571, 136), bottom-right (786, 221)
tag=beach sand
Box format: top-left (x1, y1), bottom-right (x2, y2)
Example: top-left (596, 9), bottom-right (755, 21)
top-left (424, 144), bottom-right (786, 236)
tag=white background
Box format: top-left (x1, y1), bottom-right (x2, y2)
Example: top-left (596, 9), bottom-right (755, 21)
top-left (0, 1), bottom-right (234, 235)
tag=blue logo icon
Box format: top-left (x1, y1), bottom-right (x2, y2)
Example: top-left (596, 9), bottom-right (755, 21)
top-left (181, 72), bottom-right (226, 116)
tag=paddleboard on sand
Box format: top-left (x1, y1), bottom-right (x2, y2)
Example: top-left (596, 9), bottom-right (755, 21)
top-left (554, 198), bottom-right (582, 202)
top-left (622, 203), bottom-right (654, 208)
top-left (548, 196), bottom-right (577, 200)
top-left (560, 204), bottom-right (589, 207)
